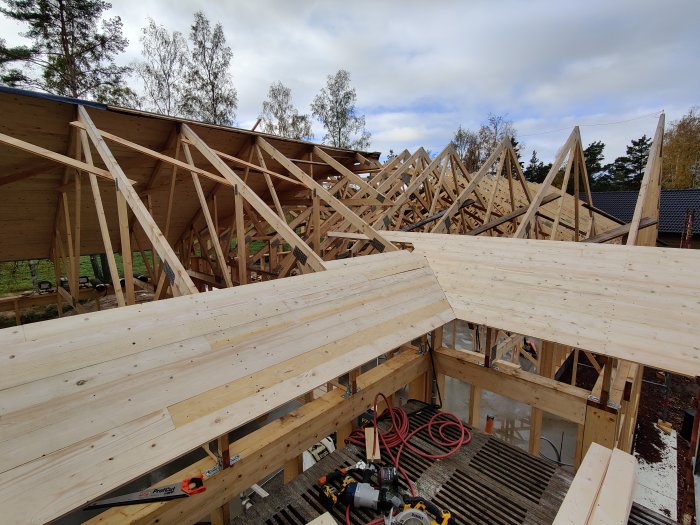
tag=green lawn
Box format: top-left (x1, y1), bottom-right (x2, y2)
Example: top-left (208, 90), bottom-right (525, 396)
top-left (0, 253), bottom-right (150, 295)
top-left (1, 238), bottom-right (279, 295)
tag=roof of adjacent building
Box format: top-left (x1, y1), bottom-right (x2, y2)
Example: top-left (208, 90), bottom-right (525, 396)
top-left (587, 189), bottom-right (700, 234)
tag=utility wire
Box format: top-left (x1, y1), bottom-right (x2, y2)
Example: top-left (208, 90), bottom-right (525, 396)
top-left (519, 110), bottom-right (663, 137)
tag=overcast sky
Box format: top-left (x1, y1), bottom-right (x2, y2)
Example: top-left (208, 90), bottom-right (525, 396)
top-left (2, 0), bottom-right (698, 162)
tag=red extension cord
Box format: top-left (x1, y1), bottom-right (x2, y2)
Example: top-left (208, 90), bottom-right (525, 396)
top-left (343, 394), bottom-right (472, 524)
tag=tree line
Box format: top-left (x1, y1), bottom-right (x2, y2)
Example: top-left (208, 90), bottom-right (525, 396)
top-left (449, 109), bottom-right (700, 191)
top-left (0, 0), bottom-right (371, 149)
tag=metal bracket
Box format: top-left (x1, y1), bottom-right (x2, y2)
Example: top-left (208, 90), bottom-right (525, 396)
top-left (292, 246), bottom-right (308, 265)
top-left (342, 385), bottom-right (361, 399)
top-left (204, 454), bottom-right (241, 478)
top-left (163, 261), bottom-right (175, 284)
top-left (586, 394), bottom-right (621, 411)
top-left (370, 239), bottom-right (385, 253)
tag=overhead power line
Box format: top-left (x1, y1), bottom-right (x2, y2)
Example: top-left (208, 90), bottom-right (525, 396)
top-left (519, 110), bottom-right (663, 137)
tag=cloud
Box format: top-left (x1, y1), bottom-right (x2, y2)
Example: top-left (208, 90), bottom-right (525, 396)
top-left (0, 0), bottom-right (697, 163)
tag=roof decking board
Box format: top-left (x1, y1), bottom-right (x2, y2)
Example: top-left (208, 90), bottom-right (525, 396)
top-left (376, 231), bottom-right (700, 376)
top-left (0, 250), bottom-right (450, 524)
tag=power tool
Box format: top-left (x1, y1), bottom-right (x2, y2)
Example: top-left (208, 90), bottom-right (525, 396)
top-left (317, 463), bottom-right (450, 524)
top-left (390, 497), bottom-right (452, 525)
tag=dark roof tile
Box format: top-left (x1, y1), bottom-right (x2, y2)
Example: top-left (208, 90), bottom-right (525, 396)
top-left (586, 189), bottom-right (700, 234)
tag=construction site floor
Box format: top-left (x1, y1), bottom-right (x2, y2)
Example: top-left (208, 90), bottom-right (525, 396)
top-left (229, 403), bottom-right (675, 524)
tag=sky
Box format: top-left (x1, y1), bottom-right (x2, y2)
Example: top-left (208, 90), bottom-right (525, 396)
top-left (1, 0), bottom-right (699, 163)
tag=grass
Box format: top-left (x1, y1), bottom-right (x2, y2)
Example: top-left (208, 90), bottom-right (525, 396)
top-left (0, 253), bottom-right (150, 295)
top-left (0, 236), bottom-right (283, 295)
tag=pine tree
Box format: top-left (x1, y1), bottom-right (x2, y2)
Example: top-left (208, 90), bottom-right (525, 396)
top-left (0, 37), bottom-right (34, 86)
top-left (583, 141), bottom-right (605, 177)
top-left (604, 135), bottom-right (651, 190)
top-left (0, 0), bottom-right (135, 105)
top-left (311, 69), bottom-right (371, 150)
top-left (180, 11), bottom-right (237, 126)
top-left (259, 81), bottom-right (312, 140)
top-left (523, 150), bottom-right (550, 183)
top-left (510, 137), bottom-right (524, 168)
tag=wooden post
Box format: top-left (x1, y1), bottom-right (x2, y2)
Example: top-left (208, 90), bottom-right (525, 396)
top-left (581, 403), bottom-right (618, 459)
top-left (72, 169), bottom-right (81, 297)
top-left (336, 421), bottom-right (353, 450)
top-left (574, 424), bottom-right (585, 469)
top-left (234, 188), bottom-right (247, 285)
top-left (52, 248), bottom-right (63, 317)
top-left (540, 341), bottom-right (555, 378)
top-left (269, 239), bottom-right (278, 273)
top-left (312, 191), bottom-right (321, 254)
top-left (409, 372), bottom-right (429, 403)
top-left (599, 357), bottom-right (614, 406)
top-left (13, 299), bottom-right (20, 326)
top-left (116, 191), bottom-right (136, 305)
top-left (469, 386), bottom-right (481, 429)
top-left (530, 341), bottom-right (555, 455)
top-left (571, 348), bottom-right (580, 386)
top-left (211, 434), bottom-right (231, 525)
top-left (529, 408), bottom-right (542, 455)
top-left (283, 455), bottom-right (303, 485)
top-left (431, 328), bottom-right (445, 405)
top-left (79, 129), bottom-right (125, 307)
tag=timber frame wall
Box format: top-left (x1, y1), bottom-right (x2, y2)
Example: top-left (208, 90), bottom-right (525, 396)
top-left (0, 88), bottom-right (676, 524)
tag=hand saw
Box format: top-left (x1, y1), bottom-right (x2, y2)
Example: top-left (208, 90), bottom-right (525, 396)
top-left (84, 476), bottom-right (205, 510)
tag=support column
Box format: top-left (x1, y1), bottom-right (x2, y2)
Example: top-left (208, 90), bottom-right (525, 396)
top-left (211, 434), bottom-right (231, 524)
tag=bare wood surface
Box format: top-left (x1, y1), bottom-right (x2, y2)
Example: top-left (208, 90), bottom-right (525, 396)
top-left (0, 251), bottom-right (450, 524)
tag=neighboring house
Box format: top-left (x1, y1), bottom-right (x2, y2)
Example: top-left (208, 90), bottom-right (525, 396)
top-left (586, 189), bottom-right (700, 248)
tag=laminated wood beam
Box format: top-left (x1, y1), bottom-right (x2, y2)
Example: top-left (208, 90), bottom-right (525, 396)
top-left (588, 448), bottom-right (637, 524)
top-left (85, 350), bottom-right (430, 525)
top-left (435, 347), bottom-right (588, 423)
top-left (78, 107), bottom-right (198, 297)
top-left (553, 443), bottom-right (612, 525)
top-left (182, 125), bottom-right (326, 273)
